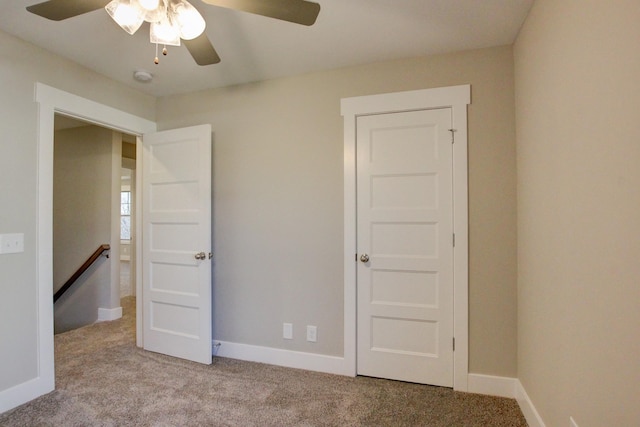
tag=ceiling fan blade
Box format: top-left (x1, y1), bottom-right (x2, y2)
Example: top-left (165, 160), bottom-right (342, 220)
top-left (26, 0), bottom-right (109, 21)
top-left (183, 34), bottom-right (221, 66)
top-left (201, 0), bottom-right (320, 26)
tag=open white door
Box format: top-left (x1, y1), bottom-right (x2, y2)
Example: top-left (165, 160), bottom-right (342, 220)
top-left (142, 124), bottom-right (212, 364)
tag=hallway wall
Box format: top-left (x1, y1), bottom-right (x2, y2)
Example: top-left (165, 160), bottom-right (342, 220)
top-left (53, 125), bottom-right (114, 333)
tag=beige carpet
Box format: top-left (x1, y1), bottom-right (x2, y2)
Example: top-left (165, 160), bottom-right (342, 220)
top-left (0, 297), bottom-right (527, 426)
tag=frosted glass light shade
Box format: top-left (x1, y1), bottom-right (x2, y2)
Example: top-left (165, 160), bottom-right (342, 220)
top-left (105, 0), bottom-right (144, 35)
top-left (168, 0), bottom-right (206, 40)
top-left (138, 0), bottom-right (160, 10)
top-left (139, 0), bottom-right (167, 23)
top-left (151, 18), bottom-right (181, 46)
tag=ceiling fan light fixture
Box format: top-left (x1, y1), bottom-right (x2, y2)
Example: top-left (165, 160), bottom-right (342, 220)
top-left (105, 0), bottom-right (144, 35)
top-left (28, 0), bottom-right (320, 67)
top-left (168, 0), bottom-right (206, 40)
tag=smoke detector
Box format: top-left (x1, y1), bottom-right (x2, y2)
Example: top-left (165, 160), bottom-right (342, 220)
top-left (133, 70), bottom-right (153, 83)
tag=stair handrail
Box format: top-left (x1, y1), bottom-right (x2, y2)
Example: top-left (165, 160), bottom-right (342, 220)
top-left (53, 244), bottom-right (110, 303)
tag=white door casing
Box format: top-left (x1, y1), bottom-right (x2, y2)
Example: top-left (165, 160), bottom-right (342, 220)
top-left (356, 108), bottom-right (454, 386)
top-left (342, 85), bottom-right (470, 391)
top-left (142, 125), bottom-right (212, 365)
top-left (21, 83), bottom-right (156, 415)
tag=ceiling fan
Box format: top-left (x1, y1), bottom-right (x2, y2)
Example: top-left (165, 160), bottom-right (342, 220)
top-left (26, 0), bottom-right (321, 66)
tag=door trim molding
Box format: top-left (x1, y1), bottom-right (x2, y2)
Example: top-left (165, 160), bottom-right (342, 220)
top-left (341, 85), bottom-right (471, 391)
top-left (24, 83), bottom-right (156, 412)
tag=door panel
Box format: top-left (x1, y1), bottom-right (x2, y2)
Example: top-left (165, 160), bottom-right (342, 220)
top-left (142, 124), bottom-right (212, 365)
top-left (356, 109), bottom-right (453, 387)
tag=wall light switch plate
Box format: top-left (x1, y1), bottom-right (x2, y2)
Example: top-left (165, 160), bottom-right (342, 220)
top-left (0, 233), bottom-right (24, 254)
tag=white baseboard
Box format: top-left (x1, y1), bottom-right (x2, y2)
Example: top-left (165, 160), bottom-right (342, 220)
top-left (516, 380), bottom-right (546, 427)
top-left (0, 375), bottom-right (54, 414)
top-left (97, 306), bottom-right (122, 322)
top-left (467, 373), bottom-right (517, 398)
top-left (213, 340), bottom-right (352, 376)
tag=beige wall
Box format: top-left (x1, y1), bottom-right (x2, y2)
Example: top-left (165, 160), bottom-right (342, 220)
top-left (53, 125), bottom-right (114, 333)
top-left (157, 45), bottom-right (518, 376)
top-left (514, 1), bottom-right (640, 426)
top-left (0, 29), bottom-right (154, 392)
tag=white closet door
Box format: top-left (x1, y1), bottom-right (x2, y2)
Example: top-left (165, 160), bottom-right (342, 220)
top-left (356, 108), bottom-right (454, 387)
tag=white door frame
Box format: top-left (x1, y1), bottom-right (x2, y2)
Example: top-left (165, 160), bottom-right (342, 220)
top-left (341, 85), bottom-right (470, 391)
top-left (29, 83), bottom-right (156, 407)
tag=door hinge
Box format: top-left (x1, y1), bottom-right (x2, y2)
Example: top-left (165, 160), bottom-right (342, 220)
top-left (355, 253), bottom-right (358, 262)
top-left (453, 233), bottom-right (456, 247)
top-left (448, 128), bottom-right (457, 144)
top-left (453, 337), bottom-right (456, 351)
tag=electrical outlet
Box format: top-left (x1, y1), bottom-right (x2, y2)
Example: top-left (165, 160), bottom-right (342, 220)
top-left (570, 416), bottom-right (579, 427)
top-left (306, 325), bottom-right (317, 342)
top-left (283, 323), bottom-right (293, 340)
top-left (0, 233), bottom-right (24, 254)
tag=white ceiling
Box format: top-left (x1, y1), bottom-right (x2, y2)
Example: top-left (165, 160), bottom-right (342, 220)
top-left (0, 0), bottom-right (533, 97)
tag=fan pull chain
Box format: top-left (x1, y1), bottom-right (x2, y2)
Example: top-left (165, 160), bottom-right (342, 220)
top-left (154, 43), bottom-right (159, 65)
top-left (163, 45), bottom-right (168, 56)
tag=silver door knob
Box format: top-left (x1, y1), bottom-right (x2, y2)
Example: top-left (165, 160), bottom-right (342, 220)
top-left (195, 252), bottom-right (206, 260)
top-left (360, 254), bottom-right (370, 263)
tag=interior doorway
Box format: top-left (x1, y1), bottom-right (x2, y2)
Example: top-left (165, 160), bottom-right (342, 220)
top-left (28, 82), bottom-right (157, 410)
top-left (52, 114), bottom-right (138, 333)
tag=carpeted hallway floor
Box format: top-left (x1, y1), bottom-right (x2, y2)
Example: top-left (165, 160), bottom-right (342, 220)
top-left (0, 297), bottom-right (527, 426)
